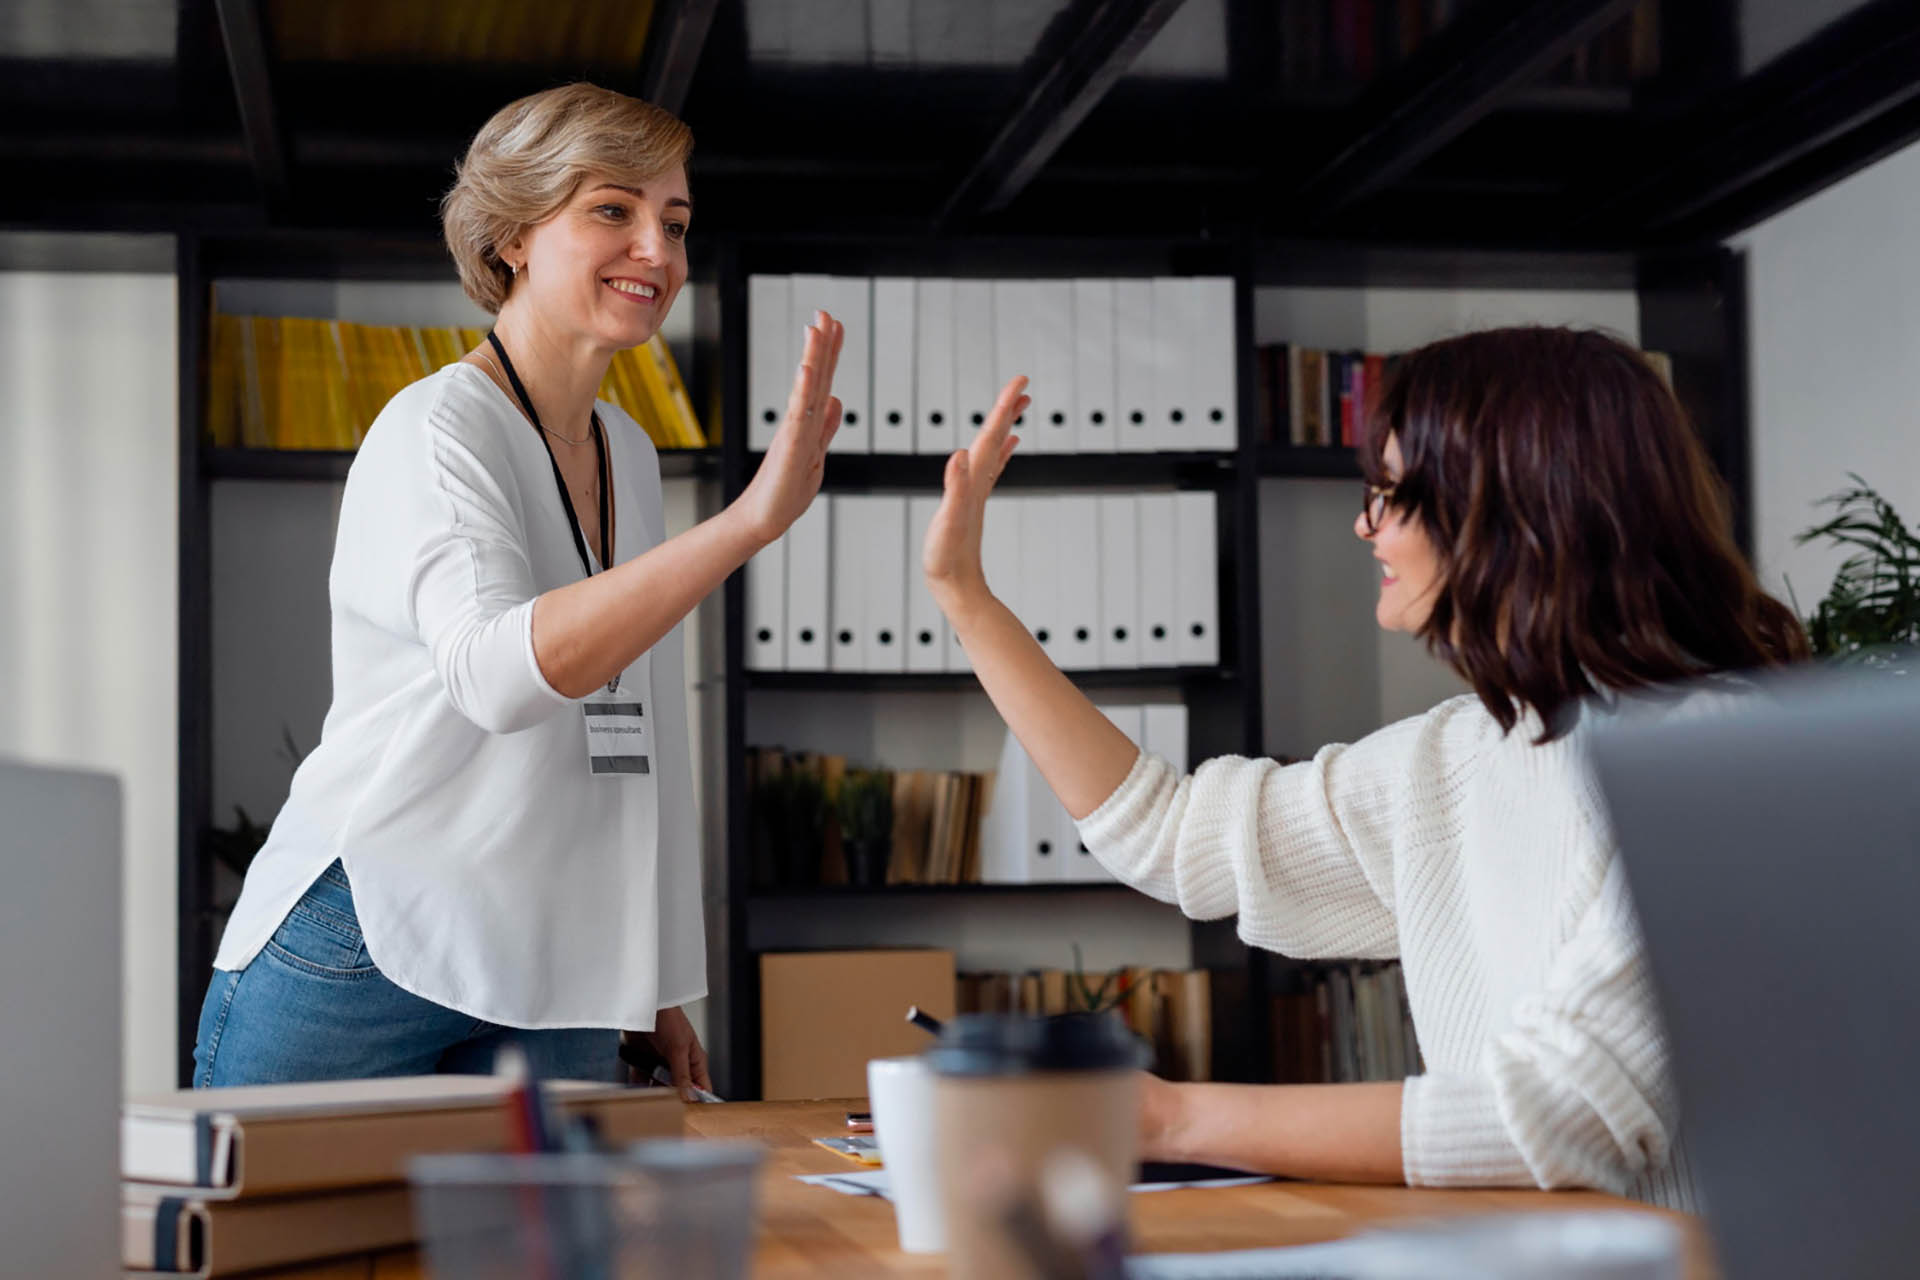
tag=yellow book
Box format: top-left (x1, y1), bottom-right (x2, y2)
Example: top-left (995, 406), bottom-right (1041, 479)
top-left (419, 326), bottom-right (463, 372)
top-left (641, 334), bottom-right (707, 448)
top-left (337, 321), bottom-right (386, 439)
top-left (279, 317), bottom-right (341, 450)
top-left (204, 314), bottom-right (241, 447)
top-left (623, 343), bottom-right (679, 450)
top-left (605, 348), bottom-right (651, 424)
top-left (320, 321), bottom-right (357, 448)
top-left (239, 316), bottom-right (281, 450)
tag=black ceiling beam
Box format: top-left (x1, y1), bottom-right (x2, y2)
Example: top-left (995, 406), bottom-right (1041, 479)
top-left (1580, 0), bottom-right (1920, 240)
top-left (1290, 0), bottom-right (1641, 220)
top-left (211, 0), bottom-right (289, 209)
top-left (935, 0), bottom-right (1191, 230)
top-left (638, 0), bottom-right (721, 116)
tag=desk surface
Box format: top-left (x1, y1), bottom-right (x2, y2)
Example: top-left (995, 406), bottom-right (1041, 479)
top-left (342, 1099), bottom-right (1715, 1278)
top-left (687, 1100), bottom-right (1717, 1278)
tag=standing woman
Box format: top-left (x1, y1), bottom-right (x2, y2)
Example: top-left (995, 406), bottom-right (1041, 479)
top-left (924, 327), bottom-right (1806, 1205)
top-left (195, 84), bottom-right (843, 1092)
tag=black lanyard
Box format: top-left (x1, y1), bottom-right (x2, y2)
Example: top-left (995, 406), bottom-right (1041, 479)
top-left (486, 331), bottom-right (611, 579)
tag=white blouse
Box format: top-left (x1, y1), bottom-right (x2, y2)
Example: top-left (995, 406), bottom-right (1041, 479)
top-left (214, 363), bottom-right (703, 1031)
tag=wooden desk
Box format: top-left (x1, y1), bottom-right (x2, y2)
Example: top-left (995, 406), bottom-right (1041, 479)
top-left (331, 1100), bottom-right (1718, 1278)
top-left (686, 1101), bottom-right (1717, 1278)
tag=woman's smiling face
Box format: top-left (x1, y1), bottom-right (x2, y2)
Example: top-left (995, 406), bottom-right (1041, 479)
top-left (505, 167), bottom-right (691, 351)
top-left (1356, 433), bottom-right (1444, 634)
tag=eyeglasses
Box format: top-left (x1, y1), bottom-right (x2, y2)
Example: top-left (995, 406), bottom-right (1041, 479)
top-left (1360, 481), bottom-right (1398, 535)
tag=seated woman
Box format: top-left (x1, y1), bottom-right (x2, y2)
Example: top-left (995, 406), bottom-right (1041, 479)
top-left (921, 326), bottom-right (1806, 1206)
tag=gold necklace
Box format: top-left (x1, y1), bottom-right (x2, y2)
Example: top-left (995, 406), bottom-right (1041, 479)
top-left (477, 348), bottom-right (594, 446)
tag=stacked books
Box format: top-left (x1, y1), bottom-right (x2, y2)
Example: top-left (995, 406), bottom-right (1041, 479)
top-left (205, 315), bottom-right (708, 453)
top-left (1269, 960), bottom-right (1425, 1085)
top-left (120, 1075), bottom-right (680, 1277)
top-left (956, 966), bottom-right (1215, 1084)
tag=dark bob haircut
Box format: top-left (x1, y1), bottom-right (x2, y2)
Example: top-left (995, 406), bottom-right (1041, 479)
top-left (1360, 326), bottom-right (1807, 741)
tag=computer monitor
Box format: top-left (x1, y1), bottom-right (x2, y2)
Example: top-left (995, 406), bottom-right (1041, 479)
top-left (1588, 668), bottom-right (1920, 1280)
top-left (0, 760), bottom-right (121, 1278)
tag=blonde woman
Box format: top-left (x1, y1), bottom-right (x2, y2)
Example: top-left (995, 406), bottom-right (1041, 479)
top-left (196, 84), bottom-right (843, 1092)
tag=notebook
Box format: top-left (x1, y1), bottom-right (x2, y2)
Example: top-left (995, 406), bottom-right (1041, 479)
top-left (121, 1182), bottom-right (413, 1276)
top-left (123, 1076), bottom-right (682, 1198)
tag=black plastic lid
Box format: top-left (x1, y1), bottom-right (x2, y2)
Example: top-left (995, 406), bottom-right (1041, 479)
top-left (926, 1013), bottom-right (1149, 1077)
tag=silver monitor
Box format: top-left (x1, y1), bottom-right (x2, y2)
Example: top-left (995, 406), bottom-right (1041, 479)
top-left (0, 760), bottom-right (121, 1279)
top-left (1589, 668), bottom-right (1920, 1280)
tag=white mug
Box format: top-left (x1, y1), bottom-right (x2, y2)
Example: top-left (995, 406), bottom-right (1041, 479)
top-left (866, 1055), bottom-right (944, 1253)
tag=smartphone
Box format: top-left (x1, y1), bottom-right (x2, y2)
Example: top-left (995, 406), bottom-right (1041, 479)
top-left (845, 1110), bottom-right (873, 1132)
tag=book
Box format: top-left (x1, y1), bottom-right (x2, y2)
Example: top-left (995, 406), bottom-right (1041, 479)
top-left (122, 1076), bottom-right (680, 1198)
top-left (121, 1183), bottom-right (412, 1276)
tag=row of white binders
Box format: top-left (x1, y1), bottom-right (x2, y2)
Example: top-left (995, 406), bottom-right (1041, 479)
top-left (980, 703), bottom-right (1188, 884)
top-left (746, 491), bottom-right (1221, 673)
top-left (747, 275), bottom-right (1239, 455)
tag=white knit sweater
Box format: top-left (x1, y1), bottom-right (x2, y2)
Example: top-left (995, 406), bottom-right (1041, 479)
top-left (1077, 692), bottom-right (1698, 1209)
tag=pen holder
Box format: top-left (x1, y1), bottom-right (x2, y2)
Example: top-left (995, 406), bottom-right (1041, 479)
top-left (409, 1140), bottom-right (764, 1279)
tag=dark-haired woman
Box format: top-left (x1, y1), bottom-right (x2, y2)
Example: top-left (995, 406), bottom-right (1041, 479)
top-left (921, 327), bottom-right (1806, 1207)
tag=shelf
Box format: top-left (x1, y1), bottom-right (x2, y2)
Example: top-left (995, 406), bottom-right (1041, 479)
top-left (745, 667), bottom-right (1232, 694)
top-left (1256, 445), bottom-right (1362, 479)
top-left (203, 445), bottom-right (721, 482)
top-left (749, 450), bottom-right (1237, 491)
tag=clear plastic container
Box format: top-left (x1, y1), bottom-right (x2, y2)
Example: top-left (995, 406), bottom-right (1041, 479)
top-left (408, 1139), bottom-right (765, 1279)
top-left (1351, 1211), bottom-right (1685, 1280)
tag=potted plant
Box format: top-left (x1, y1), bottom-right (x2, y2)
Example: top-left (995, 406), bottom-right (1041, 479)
top-left (1794, 475), bottom-right (1920, 668)
top-left (836, 768), bottom-right (894, 887)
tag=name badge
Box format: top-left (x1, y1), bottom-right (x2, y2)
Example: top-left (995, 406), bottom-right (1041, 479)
top-left (584, 693), bottom-right (651, 776)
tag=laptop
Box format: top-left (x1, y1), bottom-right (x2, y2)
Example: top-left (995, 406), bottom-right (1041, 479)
top-left (0, 760), bottom-right (121, 1279)
top-left (1587, 666), bottom-right (1920, 1280)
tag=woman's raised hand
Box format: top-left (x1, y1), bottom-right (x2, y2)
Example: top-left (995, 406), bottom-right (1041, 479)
top-left (922, 376), bottom-right (1029, 618)
top-left (738, 311), bottom-right (844, 543)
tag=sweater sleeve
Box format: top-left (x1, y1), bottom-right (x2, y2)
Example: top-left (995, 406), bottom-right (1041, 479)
top-left (1401, 856), bottom-right (1677, 1195)
top-left (1073, 712), bottom-right (1429, 959)
top-left (401, 407), bottom-right (575, 735)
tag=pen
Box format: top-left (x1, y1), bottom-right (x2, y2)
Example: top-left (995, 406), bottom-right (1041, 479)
top-left (651, 1064), bottom-right (724, 1103)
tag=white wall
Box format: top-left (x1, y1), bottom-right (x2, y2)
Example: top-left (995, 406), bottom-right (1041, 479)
top-left (1738, 138), bottom-right (1920, 612)
top-left (1254, 286), bottom-right (1640, 753)
top-left (0, 269), bottom-right (178, 1094)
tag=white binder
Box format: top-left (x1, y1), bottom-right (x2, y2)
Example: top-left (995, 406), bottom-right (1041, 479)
top-left (953, 280), bottom-right (996, 446)
top-left (1136, 493), bottom-right (1178, 667)
top-left (1114, 279), bottom-right (1156, 453)
top-left (1026, 280), bottom-right (1076, 455)
top-left (1175, 490), bottom-right (1220, 666)
top-left (870, 277), bottom-right (916, 455)
top-left (1143, 702), bottom-right (1189, 772)
top-left (828, 494), bottom-right (866, 670)
top-left (991, 279), bottom-right (1037, 447)
top-left (1097, 494), bottom-right (1140, 668)
top-left (1024, 747), bottom-right (1068, 883)
top-left (906, 494), bottom-right (948, 672)
top-left (914, 278), bottom-right (956, 456)
top-left (745, 536), bottom-right (786, 671)
top-left (1072, 278), bottom-right (1117, 454)
top-left (978, 728), bottom-right (1032, 884)
top-left (1018, 496), bottom-right (1063, 666)
top-left (980, 492), bottom-right (1024, 653)
top-left (1150, 276), bottom-right (1194, 452)
top-left (1055, 495), bottom-right (1101, 671)
top-left (1190, 277), bottom-right (1238, 451)
top-left (748, 274), bottom-right (791, 452)
top-left (784, 497), bottom-right (830, 672)
top-left (825, 276), bottom-right (873, 453)
top-left (866, 494), bottom-right (908, 672)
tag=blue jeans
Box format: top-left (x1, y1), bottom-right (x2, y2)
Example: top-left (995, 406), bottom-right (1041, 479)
top-left (193, 860), bottom-right (619, 1086)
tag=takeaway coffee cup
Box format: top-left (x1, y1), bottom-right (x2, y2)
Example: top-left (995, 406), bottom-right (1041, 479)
top-left (867, 1055), bottom-right (944, 1253)
top-left (927, 1014), bottom-right (1149, 1280)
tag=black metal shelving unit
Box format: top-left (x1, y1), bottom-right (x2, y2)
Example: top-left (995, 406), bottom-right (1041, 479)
top-left (40, 0), bottom-right (1872, 1086)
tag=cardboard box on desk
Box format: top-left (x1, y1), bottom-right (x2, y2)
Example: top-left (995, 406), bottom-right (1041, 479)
top-left (760, 949), bottom-right (956, 1100)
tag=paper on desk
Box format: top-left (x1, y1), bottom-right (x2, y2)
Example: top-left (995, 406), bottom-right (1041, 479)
top-left (796, 1169), bottom-right (1273, 1198)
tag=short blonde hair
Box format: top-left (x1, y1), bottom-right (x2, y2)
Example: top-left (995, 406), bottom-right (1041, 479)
top-left (441, 83), bottom-right (693, 314)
